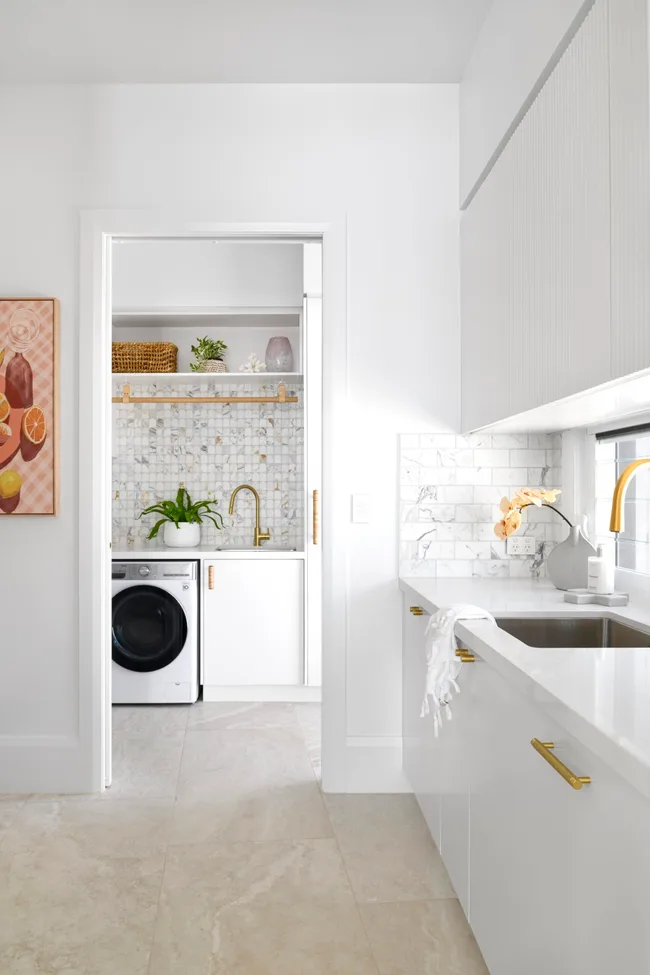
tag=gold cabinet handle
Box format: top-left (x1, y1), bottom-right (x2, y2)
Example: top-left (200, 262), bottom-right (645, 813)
top-left (455, 649), bottom-right (476, 662)
top-left (313, 489), bottom-right (319, 545)
top-left (531, 739), bottom-right (591, 790)
top-left (409, 606), bottom-right (424, 616)
top-left (208, 565), bottom-right (215, 590)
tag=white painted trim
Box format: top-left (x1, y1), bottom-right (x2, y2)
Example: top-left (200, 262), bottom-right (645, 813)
top-left (79, 213), bottom-right (348, 794)
top-left (203, 685), bottom-right (322, 703)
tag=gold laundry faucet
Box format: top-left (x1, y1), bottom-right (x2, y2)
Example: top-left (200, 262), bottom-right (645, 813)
top-left (609, 459), bottom-right (650, 532)
top-left (229, 484), bottom-right (271, 547)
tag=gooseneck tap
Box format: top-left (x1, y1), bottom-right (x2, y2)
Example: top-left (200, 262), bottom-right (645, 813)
top-left (609, 459), bottom-right (650, 532)
top-left (229, 484), bottom-right (271, 548)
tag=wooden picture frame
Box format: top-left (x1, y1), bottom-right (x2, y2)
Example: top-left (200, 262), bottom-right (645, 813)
top-left (0, 298), bottom-right (59, 515)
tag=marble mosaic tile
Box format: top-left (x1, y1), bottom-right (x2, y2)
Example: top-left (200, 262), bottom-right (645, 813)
top-left (112, 379), bottom-right (304, 550)
top-left (399, 433), bottom-right (563, 578)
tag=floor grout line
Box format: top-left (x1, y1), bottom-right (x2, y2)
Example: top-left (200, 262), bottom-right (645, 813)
top-left (144, 714), bottom-right (189, 975)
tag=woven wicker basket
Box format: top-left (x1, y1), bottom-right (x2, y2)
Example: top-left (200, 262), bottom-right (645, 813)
top-left (112, 342), bottom-right (178, 373)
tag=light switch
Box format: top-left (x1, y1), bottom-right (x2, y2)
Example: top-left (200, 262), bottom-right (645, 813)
top-left (352, 494), bottom-right (371, 523)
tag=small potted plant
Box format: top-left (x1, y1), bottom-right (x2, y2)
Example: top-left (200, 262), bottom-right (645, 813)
top-left (139, 487), bottom-right (224, 548)
top-left (190, 336), bottom-right (228, 373)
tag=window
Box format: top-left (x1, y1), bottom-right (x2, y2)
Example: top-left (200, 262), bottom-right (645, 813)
top-left (595, 427), bottom-right (650, 574)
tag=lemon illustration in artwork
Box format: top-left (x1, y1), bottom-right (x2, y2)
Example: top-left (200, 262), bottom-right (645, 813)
top-left (0, 348), bottom-right (5, 367)
top-left (0, 470), bottom-right (22, 499)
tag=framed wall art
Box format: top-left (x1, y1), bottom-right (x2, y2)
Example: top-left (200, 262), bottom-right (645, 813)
top-left (0, 298), bottom-right (59, 515)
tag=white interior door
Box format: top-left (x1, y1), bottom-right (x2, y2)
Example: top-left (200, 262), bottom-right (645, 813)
top-left (303, 243), bottom-right (323, 686)
top-left (103, 240), bottom-right (113, 788)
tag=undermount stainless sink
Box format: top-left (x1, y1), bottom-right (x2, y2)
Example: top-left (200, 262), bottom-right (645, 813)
top-left (215, 546), bottom-right (297, 552)
top-left (496, 616), bottom-right (650, 649)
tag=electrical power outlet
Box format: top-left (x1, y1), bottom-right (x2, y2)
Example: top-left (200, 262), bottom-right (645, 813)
top-left (506, 535), bottom-right (537, 556)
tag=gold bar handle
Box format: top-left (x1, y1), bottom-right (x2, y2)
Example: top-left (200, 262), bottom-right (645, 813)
top-left (531, 739), bottom-right (591, 790)
top-left (208, 565), bottom-right (215, 590)
top-left (313, 489), bottom-right (319, 545)
top-left (455, 648), bottom-right (476, 662)
top-left (410, 606), bottom-right (424, 616)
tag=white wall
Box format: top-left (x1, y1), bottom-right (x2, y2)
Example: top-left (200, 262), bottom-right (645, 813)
top-left (0, 84), bottom-right (459, 792)
top-left (460, 0), bottom-right (594, 205)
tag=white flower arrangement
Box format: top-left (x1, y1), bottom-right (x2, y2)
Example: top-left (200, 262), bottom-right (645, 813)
top-left (239, 353), bottom-right (267, 373)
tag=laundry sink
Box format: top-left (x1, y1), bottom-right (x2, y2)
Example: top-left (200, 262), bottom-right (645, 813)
top-left (214, 546), bottom-right (297, 552)
top-left (496, 616), bottom-right (650, 648)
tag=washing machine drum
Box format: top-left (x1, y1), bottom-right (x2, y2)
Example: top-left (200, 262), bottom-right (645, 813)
top-left (112, 585), bottom-right (188, 673)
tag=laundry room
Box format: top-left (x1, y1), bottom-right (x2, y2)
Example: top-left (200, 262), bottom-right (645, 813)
top-left (108, 236), bottom-right (322, 793)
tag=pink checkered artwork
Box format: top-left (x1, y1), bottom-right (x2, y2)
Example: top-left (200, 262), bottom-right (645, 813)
top-left (0, 299), bottom-right (59, 515)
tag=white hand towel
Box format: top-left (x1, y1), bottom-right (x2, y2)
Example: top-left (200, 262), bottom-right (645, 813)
top-left (421, 603), bottom-right (496, 734)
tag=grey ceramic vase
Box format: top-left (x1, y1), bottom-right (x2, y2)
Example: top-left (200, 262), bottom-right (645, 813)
top-left (265, 336), bottom-right (293, 372)
top-left (546, 525), bottom-right (598, 590)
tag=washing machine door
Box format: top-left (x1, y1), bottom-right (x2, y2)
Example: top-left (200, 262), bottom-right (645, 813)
top-left (112, 585), bottom-right (188, 673)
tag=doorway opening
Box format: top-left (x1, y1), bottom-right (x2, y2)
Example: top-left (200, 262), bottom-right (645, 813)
top-left (101, 233), bottom-right (324, 790)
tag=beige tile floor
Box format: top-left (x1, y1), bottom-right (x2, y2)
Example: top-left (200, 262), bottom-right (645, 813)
top-left (0, 702), bottom-right (488, 974)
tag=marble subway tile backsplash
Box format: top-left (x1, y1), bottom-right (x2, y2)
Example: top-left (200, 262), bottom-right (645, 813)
top-left (112, 378), bottom-right (304, 550)
top-left (400, 432), bottom-right (562, 578)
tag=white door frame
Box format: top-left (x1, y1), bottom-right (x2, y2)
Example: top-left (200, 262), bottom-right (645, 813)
top-left (79, 212), bottom-right (349, 792)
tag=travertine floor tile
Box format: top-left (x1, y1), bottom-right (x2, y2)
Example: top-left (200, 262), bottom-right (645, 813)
top-left (360, 900), bottom-right (489, 975)
top-left (7, 797), bottom-right (174, 858)
top-left (0, 843), bottom-right (164, 956)
top-left (325, 794), bottom-right (455, 903)
top-left (186, 701), bottom-right (299, 732)
top-left (295, 703), bottom-right (322, 780)
top-left (173, 728), bottom-right (330, 842)
top-left (109, 736), bottom-right (184, 799)
top-left (112, 704), bottom-right (189, 740)
top-left (149, 901), bottom-right (379, 975)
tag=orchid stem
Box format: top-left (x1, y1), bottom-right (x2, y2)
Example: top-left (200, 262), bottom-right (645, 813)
top-left (519, 502), bottom-right (574, 529)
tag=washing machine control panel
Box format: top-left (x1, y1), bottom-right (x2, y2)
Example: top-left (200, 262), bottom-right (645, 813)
top-left (112, 561), bottom-right (197, 581)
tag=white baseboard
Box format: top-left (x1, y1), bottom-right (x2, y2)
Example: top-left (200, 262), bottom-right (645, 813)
top-left (202, 685), bottom-right (322, 703)
top-left (0, 735), bottom-right (93, 795)
top-left (339, 736), bottom-right (411, 793)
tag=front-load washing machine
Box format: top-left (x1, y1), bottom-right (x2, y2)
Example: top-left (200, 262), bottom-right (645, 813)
top-left (111, 561), bottom-right (199, 704)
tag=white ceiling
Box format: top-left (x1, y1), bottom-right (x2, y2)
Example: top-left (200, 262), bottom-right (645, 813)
top-left (0, 0), bottom-right (491, 83)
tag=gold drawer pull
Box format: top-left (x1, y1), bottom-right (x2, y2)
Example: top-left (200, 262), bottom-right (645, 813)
top-left (410, 606), bottom-right (424, 615)
top-left (531, 739), bottom-right (591, 790)
top-left (455, 649), bottom-right (476, 663)
top-left (208, 565), bottom-right (215, 590)
top-left (313, 489), bottom-right (319, 545)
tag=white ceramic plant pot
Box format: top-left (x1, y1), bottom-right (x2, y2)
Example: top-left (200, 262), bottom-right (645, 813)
top-left (163, 522), bottom-right (200, 548)
top-left (199, 360), bottom-right (227, 373)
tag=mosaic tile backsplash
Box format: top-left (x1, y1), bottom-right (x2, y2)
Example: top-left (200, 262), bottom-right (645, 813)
top-left (112, 378), bottom-right (304, 550)
top-left (400, 432), bottom-right (563, 578)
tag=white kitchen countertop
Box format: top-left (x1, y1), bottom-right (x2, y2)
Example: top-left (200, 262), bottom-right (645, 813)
top-left (113, 542), bottom-right (304, 560)
top-left (400, 576), bottom-right (650, 801)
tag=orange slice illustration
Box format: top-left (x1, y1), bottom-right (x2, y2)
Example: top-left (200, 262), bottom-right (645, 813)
top-left (22, 405), bottom-right (47, 446)
top-left (0, 393), bottom-right (9, 423)
top-left (0, 422), bottom-right (11, 444)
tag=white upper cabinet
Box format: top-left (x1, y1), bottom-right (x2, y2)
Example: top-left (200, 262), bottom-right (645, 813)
top-left (112, 240), bottom-right (304, 311)
top-left (609, 0), bottom-right (650, 379)
top-left (461, 0), bottom-right (650, 430)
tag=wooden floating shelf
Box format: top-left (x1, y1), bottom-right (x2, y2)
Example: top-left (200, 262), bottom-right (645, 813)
top-left (112, 382), bottom-right (298, 405)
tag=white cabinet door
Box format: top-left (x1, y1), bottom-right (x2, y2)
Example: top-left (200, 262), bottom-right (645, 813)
top-left (203, 559), bottom-right (304, 687)
top-left (438, 654), bottom-right (482, 916)
top-left (401, 600), bottom-right (442, 850)
top-left (562, 729), bottom-right (650, 973)
top-left (469, 657), bottom-right (650, 975)
top-left (461, 0), bottom-right (611, 429)
top-left (469, 660), bottom-right (575, 975)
